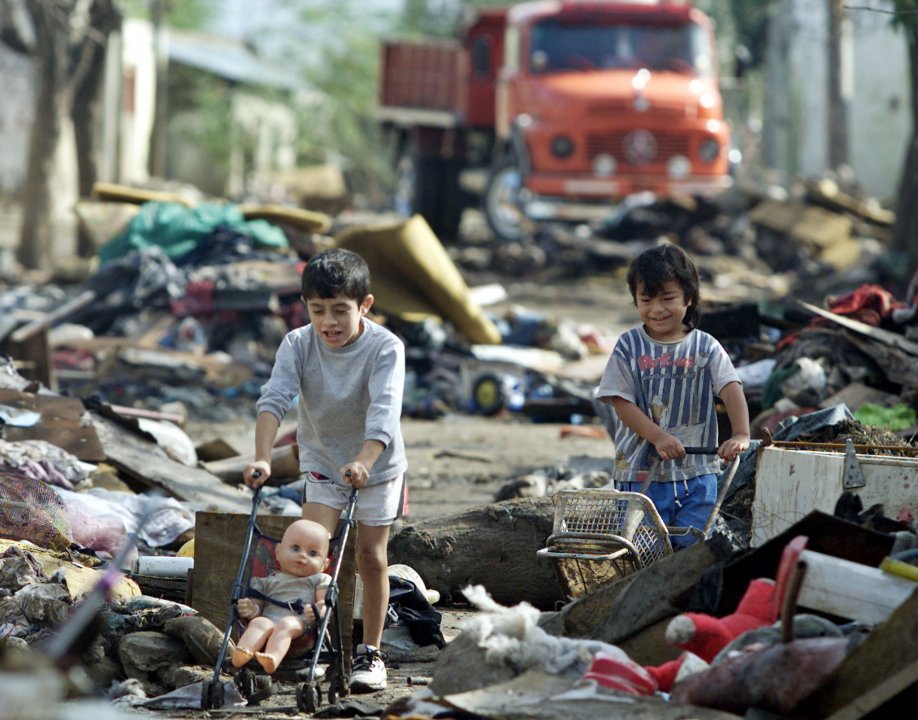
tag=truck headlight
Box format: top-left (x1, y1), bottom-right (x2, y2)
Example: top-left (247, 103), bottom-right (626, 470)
top-left (667, 155), bottom-right (691, 179)
top-left (551, 135), bottom-right (574, 158)
top-left (593, 153), bottom-right (616, 177)
top-left (699, 138), bottom-right (720, 164)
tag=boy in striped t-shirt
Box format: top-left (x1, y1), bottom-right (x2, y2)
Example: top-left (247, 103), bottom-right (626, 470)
top-left (595, 244), bottom-right (749, 546)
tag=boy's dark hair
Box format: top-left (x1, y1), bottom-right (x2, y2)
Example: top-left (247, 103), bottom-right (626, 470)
top-left (302, 248), bottom-right (370, 301)
top-left (626, 243), bottom-right (701, 329)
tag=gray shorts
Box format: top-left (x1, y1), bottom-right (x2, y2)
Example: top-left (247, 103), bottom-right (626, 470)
top-left (301, 472), bottom-right (405, 526)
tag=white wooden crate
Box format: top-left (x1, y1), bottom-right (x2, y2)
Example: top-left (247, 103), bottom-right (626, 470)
top-left (751, 446), bottom-right (918, 547)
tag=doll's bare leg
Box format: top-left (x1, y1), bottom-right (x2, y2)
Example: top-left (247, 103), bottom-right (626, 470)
top-left (232, 617), bottom-right (275, 667)
top-left (255, 616), bottom-right (307, 673)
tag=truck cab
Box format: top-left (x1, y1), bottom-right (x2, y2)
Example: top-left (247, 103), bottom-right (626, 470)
top-left (376, 1), bottom-right (732, 242)
top-left (486, 1), bottom-right (732, 240)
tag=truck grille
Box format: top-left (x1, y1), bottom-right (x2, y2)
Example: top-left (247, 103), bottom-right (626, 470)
top-left (587, 103), bottom-right (686, 119)
top-left (586, 131), bottom-right (689, 167)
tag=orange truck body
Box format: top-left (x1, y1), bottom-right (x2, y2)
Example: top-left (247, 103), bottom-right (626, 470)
top-left (378, 1), bottom-right (732, 240)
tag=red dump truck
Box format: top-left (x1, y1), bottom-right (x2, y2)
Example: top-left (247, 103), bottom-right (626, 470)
top-left (377, 0), bottom-right (733, 241)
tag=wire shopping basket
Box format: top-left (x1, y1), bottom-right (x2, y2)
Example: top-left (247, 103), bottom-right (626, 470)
top-left (536, 489), bottom-right (673, 598)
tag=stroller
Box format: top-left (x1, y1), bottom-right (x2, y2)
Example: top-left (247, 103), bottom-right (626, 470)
top-left (201, 484), bottom-right (358, 713)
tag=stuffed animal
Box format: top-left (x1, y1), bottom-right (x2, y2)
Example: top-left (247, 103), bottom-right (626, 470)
top-left (665, 577), bottom-right (778, 663)
top-left (645, 577), bottom-right (778, 692)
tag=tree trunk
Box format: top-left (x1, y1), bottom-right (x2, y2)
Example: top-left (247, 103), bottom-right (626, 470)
top-left (387, 497), bottom-right (565, 610)
top-left (15, 1), bottom-right (118, 271)
top-left (891, 23), bottom-right (918, 281)
top-left (72, 0), bottom-right (120, 257)
top-left (17, 9), bottom-right (68, 271)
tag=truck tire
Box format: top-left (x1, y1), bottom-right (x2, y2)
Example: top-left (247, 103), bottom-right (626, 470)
top-left (484, 159), bottom-right (533, 242)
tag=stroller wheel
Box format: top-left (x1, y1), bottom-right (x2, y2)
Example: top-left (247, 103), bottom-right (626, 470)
top-left (201, 678), bottom-right (224, 709)
top-left (296, 681), bottom-right (321, 713)
top-left (236, 667), bottom-right (257, 700)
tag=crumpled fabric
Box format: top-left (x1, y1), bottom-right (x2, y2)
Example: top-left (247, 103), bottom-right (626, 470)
top-left (0, 439), bottom-right (92, 490)
top-left (824, 283), bottom-right (904, 326)
top-left (98, 201), bottom-right (287, 266)
top-left (459, 585), bottom-right (632, 679)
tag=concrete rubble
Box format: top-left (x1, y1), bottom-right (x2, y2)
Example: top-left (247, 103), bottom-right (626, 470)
top-left (0, 174), bottom-right (916, 718)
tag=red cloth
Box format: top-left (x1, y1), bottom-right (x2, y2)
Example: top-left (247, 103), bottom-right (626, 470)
top-left (824, 284), bottom-right (905, 327)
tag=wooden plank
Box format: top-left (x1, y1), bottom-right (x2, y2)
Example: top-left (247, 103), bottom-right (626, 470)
top-left (790, 589), bottom-right (918, 718)
top-left (795, 549), bottom-right (917, 625)
top-left (799, 300), bottom-right (918, 356)
top-left (9, 290), bottom-right (96, 343)
top-left (202, 443), bottom-right (299, 483)
top-left (91, 413), bottom-right (250, 512)
top-left (0, 389), bottom-right (105, 461)
top-left (817, 381), bottom-right (901, 411)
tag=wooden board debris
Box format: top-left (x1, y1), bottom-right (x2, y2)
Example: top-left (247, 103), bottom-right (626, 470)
top-left (799, 300), bottom-right (918, 357)
top-left (91, 413), bottom-right (250, 513)
top-left (0, 389), bottom-right (105, 461)
top-left (190, 510), bottom-right (295, 630)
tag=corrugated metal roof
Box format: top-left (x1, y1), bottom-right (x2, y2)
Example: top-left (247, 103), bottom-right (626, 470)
top-left (168, 30), bottom-right (301, 90)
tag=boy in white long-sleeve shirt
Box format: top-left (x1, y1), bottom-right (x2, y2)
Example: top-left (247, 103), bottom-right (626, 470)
top-left (244, 247), bottom-right (407, 693)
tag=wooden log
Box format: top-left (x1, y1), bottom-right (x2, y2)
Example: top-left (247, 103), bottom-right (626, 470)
top-left (202, 444), bottom-right (300, 484)
top-left (388, 497), bottom-right (563, 610)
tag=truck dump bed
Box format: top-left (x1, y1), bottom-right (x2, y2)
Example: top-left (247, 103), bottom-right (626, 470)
top-left (378, 40), bottom-right (467, 124)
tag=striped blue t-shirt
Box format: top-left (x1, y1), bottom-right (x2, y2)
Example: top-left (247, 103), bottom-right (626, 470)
top-left (595, 327), bottom-right (740, 483)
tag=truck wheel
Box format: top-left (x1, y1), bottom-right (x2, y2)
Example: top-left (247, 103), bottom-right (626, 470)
top-left (484, 160), bottom-right (533, 242)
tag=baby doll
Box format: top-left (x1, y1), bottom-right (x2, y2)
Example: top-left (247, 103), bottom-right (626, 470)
top-left (231, 518), bottom-right (332, 673)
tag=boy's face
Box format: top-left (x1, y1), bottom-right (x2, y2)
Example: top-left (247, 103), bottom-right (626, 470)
top-left (303, 292), bottom-right (374, 349)
top-left (635, 280), bottom-right (690, 342)
top-left (276, 520), bottom-right (329, 578)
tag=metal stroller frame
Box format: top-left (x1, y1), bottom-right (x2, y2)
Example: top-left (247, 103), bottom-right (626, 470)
top-left (202, 485), bottom-right (359, 713)
top-left (538, 448), bottom-right (740, 598)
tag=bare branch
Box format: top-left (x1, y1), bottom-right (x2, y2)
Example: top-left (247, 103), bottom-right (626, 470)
top-left (0, 0), bottom-right (36, 54)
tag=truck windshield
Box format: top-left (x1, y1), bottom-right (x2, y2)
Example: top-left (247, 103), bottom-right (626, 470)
top-left (529, 20), bottom-right (711, 76)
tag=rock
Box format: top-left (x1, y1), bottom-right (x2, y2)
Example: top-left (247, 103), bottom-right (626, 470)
top-left (117, 630), bottom-right (192, 692)
top-left (163, 614), bottom-right (229, 666)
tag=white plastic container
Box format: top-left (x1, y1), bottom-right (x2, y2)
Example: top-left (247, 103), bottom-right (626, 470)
top-left (131, 556), bottom-right (194, 577)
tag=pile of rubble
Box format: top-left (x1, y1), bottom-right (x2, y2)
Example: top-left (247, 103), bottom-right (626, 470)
top-left (0, 173), bottom-right (916, 718)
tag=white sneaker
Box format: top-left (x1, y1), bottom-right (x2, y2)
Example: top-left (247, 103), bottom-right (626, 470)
top-left (350, 643), bottom-right (387, 692)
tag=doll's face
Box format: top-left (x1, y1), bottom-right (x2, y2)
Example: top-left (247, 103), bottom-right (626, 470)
top-left (275, 519), bottom-right (330, 577)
